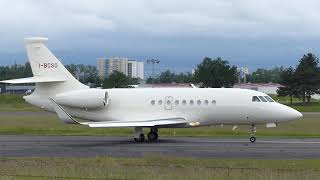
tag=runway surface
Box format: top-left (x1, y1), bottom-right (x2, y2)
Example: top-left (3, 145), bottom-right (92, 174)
top-left (0, 135), bottom-right (320, 159)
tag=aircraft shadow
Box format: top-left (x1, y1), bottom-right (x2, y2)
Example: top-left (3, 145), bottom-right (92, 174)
top-left (61, 138), bottom-right (187, 148)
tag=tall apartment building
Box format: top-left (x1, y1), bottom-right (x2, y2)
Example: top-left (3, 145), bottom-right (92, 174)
top-left (128, 60), bottom-right (144, 80)
top-left (97, 57), bottom-right (144, 80)
top-left (97, 58), bottom-right (107, 79)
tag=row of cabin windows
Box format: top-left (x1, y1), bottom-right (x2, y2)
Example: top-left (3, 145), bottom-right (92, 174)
top-left (252, 96), bottom-right (275, 102)
top-left (150, 99), bottom-right (216, 106)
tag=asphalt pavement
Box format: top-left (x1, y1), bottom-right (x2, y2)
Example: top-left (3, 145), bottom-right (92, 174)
top-left (0, 135), bottom-right (319, 159)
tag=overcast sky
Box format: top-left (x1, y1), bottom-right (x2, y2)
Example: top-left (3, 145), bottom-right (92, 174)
top-left (1, 0), bottom-right (320, 73)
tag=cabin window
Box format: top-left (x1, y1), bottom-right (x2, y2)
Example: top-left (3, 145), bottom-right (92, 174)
top-left (151, 100), bottom-right (155, 105)
top-left (182, 100), bottom-right (187, 105)
top-left (175, 100), bottom-right (179, 105)
top-left (264, 96), bottom-right (275, 102)
top-left (204, 100), bottom-right (209, 105)
top-left (259, 96), bottom-right (268, 102)
top-left (212, 100), bottom-right (216, 104)
top-left (158, 100), bottom-right (163, 105)
top-left (190, 100), bottom-right (194, 105)
top-left (166, 100), bottom-right (171, 105)
top-left (197, 100), bottom-right (201, 105)
top-left (252, 96), bottom-right (260, 102)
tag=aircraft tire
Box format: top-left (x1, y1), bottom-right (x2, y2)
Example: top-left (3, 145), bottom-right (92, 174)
top-left (134, 133), bottom-right (145, 142)
top-left (250, 137), bottom-right (256, 143)
top-left (147, 132), bottom-right (158, 142)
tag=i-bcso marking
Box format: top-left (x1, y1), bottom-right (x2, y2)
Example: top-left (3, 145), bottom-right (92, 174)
top-left (39, 63), bottom-right (58, 69)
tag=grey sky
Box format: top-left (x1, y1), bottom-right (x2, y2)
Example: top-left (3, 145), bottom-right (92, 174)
top-left (0, 0), bottom-right (320, 73)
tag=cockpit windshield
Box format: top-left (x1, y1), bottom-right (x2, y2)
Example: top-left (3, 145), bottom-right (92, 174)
top-left (264, 96), bottom-right (275, 102)
top-left (252, 96), bottom-right (260, 102)
top-left (252, 95), bottom-right (275, 102)
top-left (259, 96), bottom-right (268, 102)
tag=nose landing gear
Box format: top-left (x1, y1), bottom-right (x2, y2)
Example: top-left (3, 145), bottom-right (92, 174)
top-left (249, 124), bottom-right (256, 143)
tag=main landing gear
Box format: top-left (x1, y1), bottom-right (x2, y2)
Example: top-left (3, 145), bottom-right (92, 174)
top-left (249, 124), bottom-right (256, 143)
top-left (133, 127), bottom-right (158, 142)
top-left (147, 127), bottom-right (158, 142)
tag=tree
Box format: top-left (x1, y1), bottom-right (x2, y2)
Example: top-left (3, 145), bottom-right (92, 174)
top-left (294, 53), bottom-right (320, 103)
top-left (102, 71), bottom-right (137, 88)
top-left (65, 64), bottom-right (100, 87)
top-left (193, 57), bottom-right (237, 88)
top-left (146, 70), bottom-right (193, 84)
top-left (159, 70), bottom-right (176, 83)
top-left (247, 67), bottom-right (284, 83)
top-left (277, 67), bottom-right (299, 104)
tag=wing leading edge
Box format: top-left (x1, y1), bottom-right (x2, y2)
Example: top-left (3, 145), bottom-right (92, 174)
top-left (81, 118), bottom-right (187, 128)
top-left (0, 76), bottom-right (67, 84)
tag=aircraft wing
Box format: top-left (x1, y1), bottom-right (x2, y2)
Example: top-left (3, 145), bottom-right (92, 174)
top-left (80, 118), bottom-right (187, 128)
top-left (49, 98), bottom-right (187, 127)
top-left (0, 76), bottom-right (67, 84)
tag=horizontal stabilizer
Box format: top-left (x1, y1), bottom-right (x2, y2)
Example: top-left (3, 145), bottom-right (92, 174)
top-left (81, 118), bottom-right (187, 128)
top-left (0, 76), bottom-right (67, 84)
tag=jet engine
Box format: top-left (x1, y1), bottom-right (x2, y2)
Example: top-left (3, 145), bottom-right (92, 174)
top-left (55, 89), bottom-right (109, 109)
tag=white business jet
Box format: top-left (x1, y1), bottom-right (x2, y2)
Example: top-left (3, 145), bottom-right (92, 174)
top-left (1, 37), bottom-right (302, 143)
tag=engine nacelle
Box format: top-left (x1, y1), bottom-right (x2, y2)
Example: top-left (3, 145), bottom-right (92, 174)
top-left (55, 89), bottom-right (108, 109)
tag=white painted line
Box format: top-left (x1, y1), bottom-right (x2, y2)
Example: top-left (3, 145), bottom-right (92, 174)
top-left (194, 140), bottom-right (320, 144)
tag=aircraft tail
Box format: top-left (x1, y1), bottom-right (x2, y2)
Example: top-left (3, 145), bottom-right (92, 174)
top-left (0, 37), bottom-right (88, 111)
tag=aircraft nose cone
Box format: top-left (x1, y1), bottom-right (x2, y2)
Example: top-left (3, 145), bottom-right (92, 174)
top-left (285, 106), bottom-right (303, 120)
top-left (292, 109), bottom-right (303, 119)
top-left (275, 103), bottom-right (303, 122)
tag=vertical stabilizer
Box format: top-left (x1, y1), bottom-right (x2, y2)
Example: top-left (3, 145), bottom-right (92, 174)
top-left (25, 37), bottom-right (76, 80)
top-left (22, 37), bottom-right (88, 111)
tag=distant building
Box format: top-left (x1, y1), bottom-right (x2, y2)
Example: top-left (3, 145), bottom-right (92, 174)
top-left (128, 60), bottom-right (144, 80)
top-left (4, 85), bottom-right (35, 94)
top-left (233, 83), bottom-right (284, 95)
top-left (97, 57), bottom-right (144, 80)
top-left (97, 58), bottom-right (107, 79)
top-left (237, 67), bottom-right (249, 83)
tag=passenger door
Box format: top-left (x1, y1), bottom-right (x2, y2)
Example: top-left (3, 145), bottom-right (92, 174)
top-left (164, 96), bottom-right (173, 110)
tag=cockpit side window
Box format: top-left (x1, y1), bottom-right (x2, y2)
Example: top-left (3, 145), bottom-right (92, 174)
top-left (252, 96), bottom-right (260, 102)
top-left (264, 96), bottom-right (275, 102)
top-left (259, 96), bottom-right (268, 102)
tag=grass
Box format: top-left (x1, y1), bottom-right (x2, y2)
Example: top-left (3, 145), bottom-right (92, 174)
top-left (270, 94), bottom-right (320, 112)
top-left (0, 112), bottom-right (319, 137)
top-left (0, 94), bottom-right (320, 137)
top-left (288, 102), bottom-right (320, 112)
top-left (1, 94), bottom-right (320, 179)
top-left (0, 157), bottom-right (319, 179)
top-left (0, 94), bottom-right (41, 111)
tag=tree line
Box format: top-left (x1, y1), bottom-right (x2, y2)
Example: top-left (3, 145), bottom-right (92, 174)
top-left (146, 57), bottom-right (237, 88)
top-left (1, 53), bottom-right (319, 104)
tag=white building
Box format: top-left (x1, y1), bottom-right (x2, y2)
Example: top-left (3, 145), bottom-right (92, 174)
top-left (97, 58), bottom-right (107, 79)
top-left (97, 57), bottom-right (144, 79)
top-left (138, 62), bottom-right (144, 79)
top-left (128, 60), bottom-right (137, 78)
top-left (233, 83), bottom-right (284, 95)
top-left (129, 60), bottom-right (144, 80)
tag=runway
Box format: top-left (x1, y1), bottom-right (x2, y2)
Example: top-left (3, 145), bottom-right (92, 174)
top-left (0, 135), bottom-right (320, 159)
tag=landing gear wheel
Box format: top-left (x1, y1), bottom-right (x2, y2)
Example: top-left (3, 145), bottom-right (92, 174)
top-left (250, 137), bottom-right (256, 143)
top-left (147, 132), bottom-right (158, 142)
top-left (134, 133), bottom-right (145, 142)
top-left (249, 124), bottom-right (256, 143)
